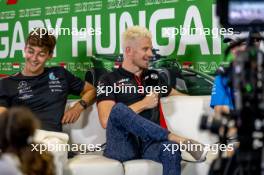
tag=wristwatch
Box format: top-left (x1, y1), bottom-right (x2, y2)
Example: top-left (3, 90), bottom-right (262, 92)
top-left (79, 99), bottom-right (88, 109)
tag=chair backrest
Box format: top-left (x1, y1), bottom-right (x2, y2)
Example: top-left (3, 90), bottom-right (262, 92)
top-left (63, 101), bottom-right (106, 146)
top-left (160, 96), bottom-right (216, 144)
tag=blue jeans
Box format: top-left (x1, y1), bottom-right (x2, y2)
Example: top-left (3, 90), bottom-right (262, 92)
top-left (104, 103), bottom-right (181, 175)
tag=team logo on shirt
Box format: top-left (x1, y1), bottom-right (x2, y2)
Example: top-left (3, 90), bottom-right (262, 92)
top-left (48, 72), bottom-right (62, 92)
top-left (150, 73), bottom-right (158, 80)
top-left (49, 72), bottom-right (59, 81)
top-left (18, 81), bottom-right (28, 89)
top-left (118, 78), bottom-right (129, 83)
top-left (116, 78), bottom-right (132, 86)
top-left (17, 81), bottom-right (33, 100)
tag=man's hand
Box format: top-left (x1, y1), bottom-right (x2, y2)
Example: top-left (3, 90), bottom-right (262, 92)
top-left (141, 92), bottom-right (159, 110)
top-left (128, 92), bottom-right (159, 114)
top-left (61, 82), bottom-right (96, 124)
top-left (61, 104), bottom-right (83, 124)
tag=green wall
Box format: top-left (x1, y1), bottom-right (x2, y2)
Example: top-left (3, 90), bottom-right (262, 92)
top-left (0, 0), bottom-right (229, 77)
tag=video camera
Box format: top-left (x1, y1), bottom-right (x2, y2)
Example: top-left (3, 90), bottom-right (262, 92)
top-left (201, 0), bottom-right (264, 174)
top-left (217, 0), bottom-right (264, 32)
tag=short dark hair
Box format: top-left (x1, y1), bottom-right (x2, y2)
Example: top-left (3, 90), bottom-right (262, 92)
top-left (26, 28), bottom-right (56, 54)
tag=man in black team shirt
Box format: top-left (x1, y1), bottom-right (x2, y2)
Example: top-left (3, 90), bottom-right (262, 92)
top-left (0, 28), bottom-right (96, 132)
top-left (97, 26), bottom-right (207, 175)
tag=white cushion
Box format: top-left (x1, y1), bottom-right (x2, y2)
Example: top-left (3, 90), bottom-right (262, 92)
top-left (33, 129), bottom-right (69, 175)
top-left (160, 96), bottom-right (214, 142)
top-left (64, 155), bottom-right (124, 175)
top-left (34, 129), bottom-right (69, 143)
top-left (161, 96), bottom-right (217, 174)
top-left (63, 102), bottom-right (106, 146)
top-left (123, 160), bottom-right (163, 175)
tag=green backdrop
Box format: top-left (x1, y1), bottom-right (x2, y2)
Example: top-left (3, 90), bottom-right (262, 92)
top-left (0, 0), bottom-right (229, 78)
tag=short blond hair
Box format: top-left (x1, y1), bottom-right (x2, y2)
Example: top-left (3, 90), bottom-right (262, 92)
top-left (122, 26), bottom-right (152, 51)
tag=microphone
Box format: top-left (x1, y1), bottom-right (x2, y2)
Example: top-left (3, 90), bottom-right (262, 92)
top-left (143, 70), bottom-right (161, 123)
top-left (143, 69), bottom-right (160, 88)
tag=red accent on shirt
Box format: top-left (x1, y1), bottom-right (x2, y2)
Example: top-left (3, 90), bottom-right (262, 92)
top-left (134, 75), bottom-right (142, 86)
top-left (159, 103), bottom-right (168, 129)
top-left (0, 74), bottom-right (7, 77)
top-left (134, 75), bottom-right (144, 94)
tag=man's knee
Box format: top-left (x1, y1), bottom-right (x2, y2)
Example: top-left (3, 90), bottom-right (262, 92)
top-left (108, 103), bottom-right (131, 125)
top-left (108, 103), bottom-right (123, 121)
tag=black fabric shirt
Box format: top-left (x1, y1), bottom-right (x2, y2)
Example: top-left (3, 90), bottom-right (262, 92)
top-left (97, 67), bottom-right (172, 124)
top-left (0, 67), bottom-right (85, 132)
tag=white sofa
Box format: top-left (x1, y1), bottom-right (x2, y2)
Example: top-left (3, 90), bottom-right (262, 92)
top-left (62, 96), bottom-right (216, 175)
top-left (33, 129), bottom-right (70, 175)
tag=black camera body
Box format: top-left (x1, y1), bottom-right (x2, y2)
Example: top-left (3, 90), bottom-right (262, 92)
top-left (201, 1), bottom-right (264, 174)
top-left (201, 44), bottom-right (264, 174)
top-left (216, 0), bottom-right (264, 32)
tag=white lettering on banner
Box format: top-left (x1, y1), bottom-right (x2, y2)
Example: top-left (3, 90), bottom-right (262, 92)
top-left (0, 23), bottom-right (9, 59)
top-left (177, 5), bottom-right (210, 55)
top-left (72, 16), bottom-right (93, 57)
top-left (0, 5), bottom-right (225, 59)
top-left (10, 21), bottom-right (25, 58)
top-left (44, 18), bottom-right (63, 57)
top-left (139, 11), bottom-right (146, 29)
top-left (28, 20), bottom-right (45, 33)
top-left (95, 13), bottom-right (116, 53)
top-left (119, 12), bottom-right (134, 53)
top-left (149, 8), bottom-right (175, 56)
top-left (212, 4), bottom-right (221, 55)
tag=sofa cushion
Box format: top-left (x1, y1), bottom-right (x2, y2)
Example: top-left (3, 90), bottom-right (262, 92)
top-left (64, 155), bottom-right (124, 175)
top-left (123, 160), bottom-right (163, 175)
